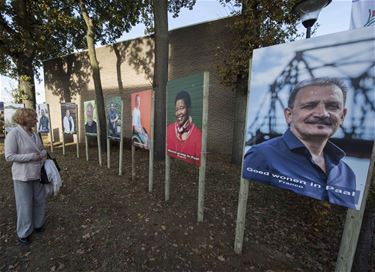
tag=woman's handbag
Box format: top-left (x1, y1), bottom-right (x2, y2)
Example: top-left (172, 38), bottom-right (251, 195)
top-left (40, 164), bottom-right (49, 184)
top-left (47, 152), bottom-right (61, 172)
top-left (40, 153), bottom-right (61, 184)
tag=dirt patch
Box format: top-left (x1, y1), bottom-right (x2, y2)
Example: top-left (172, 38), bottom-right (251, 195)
top-left (0, 142), bottom-right (362, 271)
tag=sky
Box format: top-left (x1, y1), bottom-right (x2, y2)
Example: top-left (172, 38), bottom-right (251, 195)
top-left (245, 26), bottom-right (374, 141)
top-left (0, 0), bottom-right (353, 103)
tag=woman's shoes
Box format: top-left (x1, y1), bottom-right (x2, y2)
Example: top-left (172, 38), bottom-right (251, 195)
top-left (18, 225), bottom-right (45, 245)
top-left (34, 226), bottom-right (45, 233)
top-left (18, 236), bottom-right (30, 246)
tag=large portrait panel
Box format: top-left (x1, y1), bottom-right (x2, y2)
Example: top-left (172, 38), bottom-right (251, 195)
top-left (166, 73), bottom-right (204, 166)
top-left (36, 103), bottom-right (50, 133)
top-left (83, 100), bottom-right (98, 136)
top-left (242, 26), bottom-right (374, 210)
top-left (131, 90), bottom-right (152, 150)
top-left (61, 102), bottom-right (77, 135)
top-left (105, 97), bottom-right (122, 140)
top-left (4, 103), bottom-right (24, 134)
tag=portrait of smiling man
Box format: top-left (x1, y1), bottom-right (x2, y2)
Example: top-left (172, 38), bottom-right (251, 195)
top-left (243, 77), bottom-right (358, 209)
top-left (84, 102), bottom-right (97, 135)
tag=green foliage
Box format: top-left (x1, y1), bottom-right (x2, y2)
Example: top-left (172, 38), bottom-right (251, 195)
top-left (0, 0), bottom-right (86, 79)
top-left (11, 87), bottom-right (31, 103)
top-left (75, 0), bottom-right (146, 45)
top-left (216, 0), bottom-right (301, 90)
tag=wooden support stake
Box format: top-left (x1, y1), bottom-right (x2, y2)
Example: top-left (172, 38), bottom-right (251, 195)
top-left (47, 104), bottom-right (54, 153)
top-left (96, 110), bottom-right (102, 167)
top-left (119, 101), bottom-right (124, 175)
top-left (49, 132), bottom-right (54, 153)
top-left (97, 135), bottom-right (102, 166)
top-left (197, 72), bottom-right (209, 223)
top-left (107, 138), bottom-right (110, 168)
top-left (234, 178), bottom-right (250, 254)
top-left (119, 139), bottom-right (123, 175)
top-left (85, 135), bottom-right (89, 161)
top-left (165, 153), bottom-right (170, 201)
top-left (62, 134), bottom-right (66, 155)
top-left (149, 90), bottom-right (155, 192)
top-left (76, 104), bottom-right (80, 159)
top-left (131, 144), bottom-right (135, 180)
top-left (76, 133), bottom-right (80, 158)
top-left (234, 59), bottom-right (252, 254)
top-left (335, 143), bottom-right (375, 271)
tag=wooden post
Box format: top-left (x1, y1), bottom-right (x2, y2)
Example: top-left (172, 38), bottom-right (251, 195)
top-left (85, 135), bottom-right (89, 161)
top-left (148, 90), bottom-right (155, 192)
top-left (97, 136), bottom-right (102, 166)
top-left (76, 135), bottom-right (80, 158)
top-left (84, 103), bottom-right (89, 161)
top-left (76, 104), bottom-right (80, 158)
top-left (62, 134), bottom-right (66, 155)
top-left (131, 144), bottom-right (135, 180)
top-left (234, 59), bottom-right (252, 254)
top-left (197, 72), bottom-right (209, 222)
top-left (165, 153), bottom-right (170, 201)
top-left (107, 138), bottom-right (110, 169)
top-left (335, 144), bottom-right (375, 271)
top-left (47, 104), bottom-right (53, 153)
top-left (96, 109), bottom-right (102, 167)
top-left (234, 178), bottom-right (250, 254)
top-left (49, 130), bottom-right (54, 153)
top-left (165, 87), bottom-right (170, 201)
top-left (118, 101), bottom-right (124, 175)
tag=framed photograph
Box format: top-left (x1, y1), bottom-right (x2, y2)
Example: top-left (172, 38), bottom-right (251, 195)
top-left (105, 97), bottom-right (122, 140)
top-left (4, 103), bottom-right (24, 134)
top-left (242, 26), bottom-right (374, 210)
top-left (166, 73), bottom-right (204, 166)
top-left (61, 102), bottom-right (77, 135)
top-left (36, 103), bottom-right (50, 133)
top-left (83, 100), bottom-right (98, 136)
top-left (131, 90), bottom-right (152, 150)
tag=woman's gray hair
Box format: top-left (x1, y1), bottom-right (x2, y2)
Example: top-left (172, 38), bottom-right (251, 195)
top-left (12, 108), bottom-right (37, 125)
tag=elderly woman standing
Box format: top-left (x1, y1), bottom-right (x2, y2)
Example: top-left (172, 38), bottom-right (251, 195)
top-left (5, 108), bottom-right (47, 245)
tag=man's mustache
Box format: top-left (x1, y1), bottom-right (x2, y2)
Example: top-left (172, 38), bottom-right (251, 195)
top-left (305, 117), bottom-right (333, 125)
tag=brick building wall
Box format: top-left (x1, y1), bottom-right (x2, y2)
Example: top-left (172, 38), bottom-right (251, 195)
top-left (44, 17), bottom-right (236, 155)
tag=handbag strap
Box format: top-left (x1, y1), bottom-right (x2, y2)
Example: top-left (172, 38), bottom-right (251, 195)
top-left (38, 131), bottom-right (52, 159)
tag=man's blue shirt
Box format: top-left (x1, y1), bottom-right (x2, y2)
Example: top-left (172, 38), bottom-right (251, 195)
top-left (242, 129), bottom-right (358, 209)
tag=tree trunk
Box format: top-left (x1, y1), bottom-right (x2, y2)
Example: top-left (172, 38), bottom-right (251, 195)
top-left (230, 74), bottom-right (247, 165)
top-left (230, 2), bottom-right (258, 165)
top-left (17, 60), bottom-right (36, 109)
top-left (80, 0), bottom-right (107, 148)
top-left (14, 0), bottom-right (36, 109)
top-left (113, 44), bottom-right (124, 91)
top-left (152, 0), bottom-right (169, 160)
